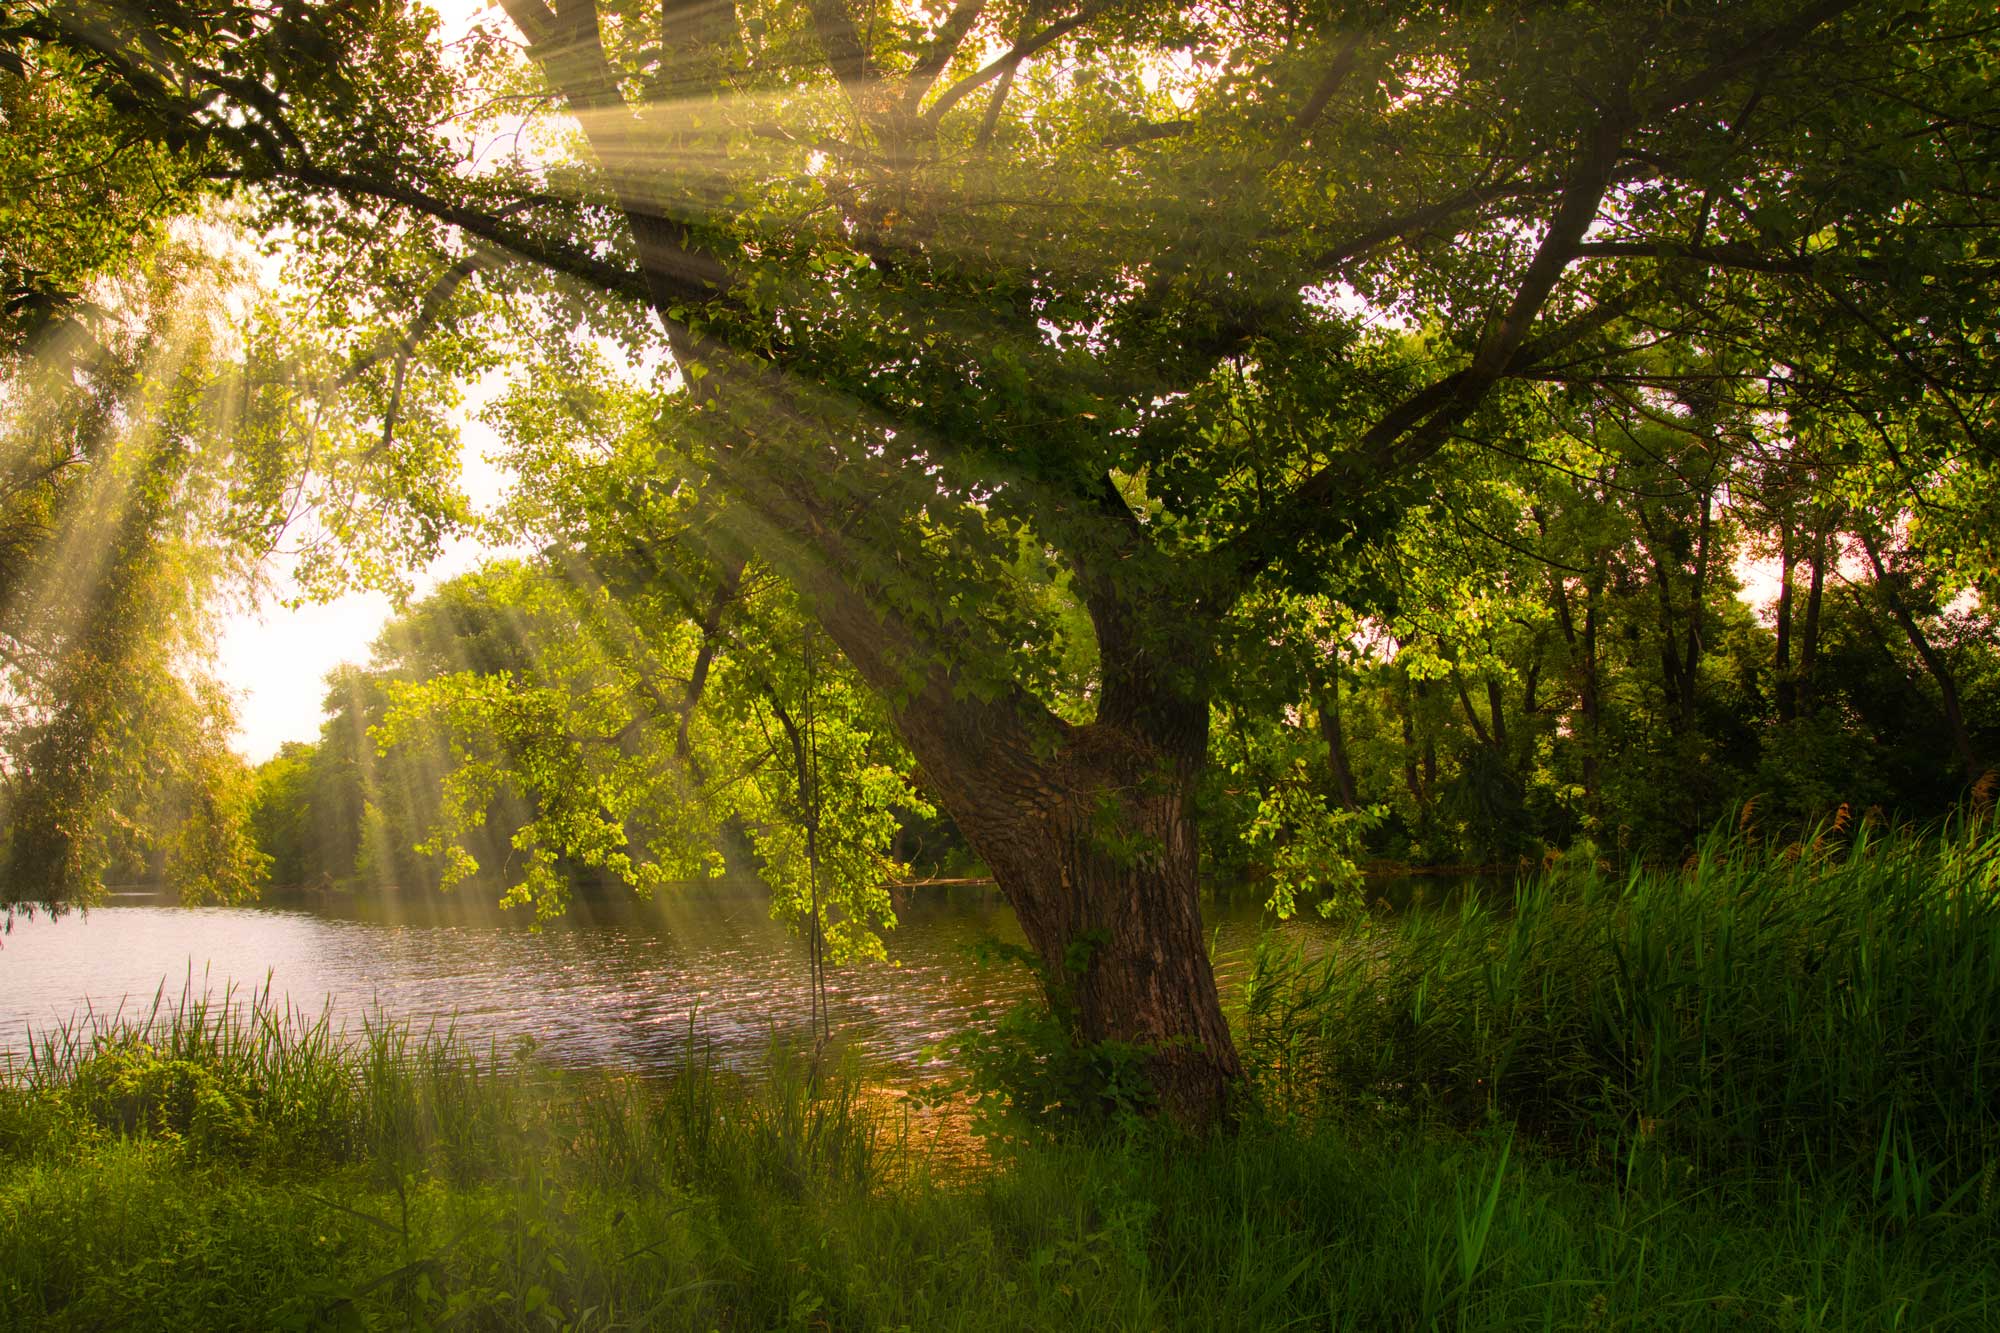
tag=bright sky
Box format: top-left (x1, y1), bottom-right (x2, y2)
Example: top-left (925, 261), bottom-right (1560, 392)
top-left (218, 379), bottom-right (519, 763)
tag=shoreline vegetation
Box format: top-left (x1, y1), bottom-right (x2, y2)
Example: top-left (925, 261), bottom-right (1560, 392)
top-left (6, 820), bottom-right (1998, 1330)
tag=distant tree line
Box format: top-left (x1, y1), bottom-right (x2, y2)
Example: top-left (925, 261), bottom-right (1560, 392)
top-left (255, 454), bottom-right (1998, 912)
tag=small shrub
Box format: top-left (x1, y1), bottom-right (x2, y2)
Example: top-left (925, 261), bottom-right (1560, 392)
top-left (69, 1039), bottom-right (259, 1155)
top-left (0, 1084), bottom-right (93, 1162)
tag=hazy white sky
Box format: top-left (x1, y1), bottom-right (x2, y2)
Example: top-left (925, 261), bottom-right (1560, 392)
top-left (218, 587), bottom-right (397, 762)
top-left (218, 385), bottom-right (519, 763)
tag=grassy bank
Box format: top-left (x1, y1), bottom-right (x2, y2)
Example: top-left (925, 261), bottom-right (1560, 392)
top-left (1247, 816), bottom-right (2000, 1194)
top-left (5, 822), bottom-right (1999, 1330)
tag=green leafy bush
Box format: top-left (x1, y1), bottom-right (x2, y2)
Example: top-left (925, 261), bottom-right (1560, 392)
top-left (929, 936), bottom-right (1159, 1144)
top-left (69, 1039), bottom-right (259, 1155)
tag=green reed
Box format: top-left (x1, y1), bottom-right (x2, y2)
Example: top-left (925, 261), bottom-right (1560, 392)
top-left (1246, 812), bottom-right (2000, 1206)
top-left (4, 825), bottom-right (1999, 1329)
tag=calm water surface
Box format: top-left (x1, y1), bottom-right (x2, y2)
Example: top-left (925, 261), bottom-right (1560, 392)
top-left (1, 884), bottom-right (1363, 1080)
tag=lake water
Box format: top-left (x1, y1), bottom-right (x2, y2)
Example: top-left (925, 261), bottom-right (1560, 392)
top-left (0, 883), bottom-right (1381, 1080)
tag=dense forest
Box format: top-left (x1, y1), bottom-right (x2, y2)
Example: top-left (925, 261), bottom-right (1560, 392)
top-left (248, 502), bottom-right (1998, 908)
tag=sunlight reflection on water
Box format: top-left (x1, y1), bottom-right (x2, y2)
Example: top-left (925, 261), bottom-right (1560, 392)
top-left (0, 883), bottom-right (1389, 1080)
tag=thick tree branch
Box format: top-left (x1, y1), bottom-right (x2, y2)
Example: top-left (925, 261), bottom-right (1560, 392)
top-left (1210, 260), bottom-right (1638, 599)
top-left (1290, 38), bottom-right (1360, 143)
top-left (493, 0), bottom-right (741, 312)
top-left (1647, 0), bottom-right (1862, 117)
top-left (281, 162), bottom-right (663, 304)
top-left (675, 556), bottom-right (745, 765)
top-left (973, 53), bottom-right (1019, 150)
top-left (901, 0), bottom-right (986, 112)
top-left (1300, 176), bottom-right (1554, 277)
top-left (1470, 124), bottom-right (1628, 379)
top-left (921, 4), bottom-right (1104, 125)
top-left (496, 0), bottom-right (625, 111)
top-left (1572, 239), bottom-right (1887, 277)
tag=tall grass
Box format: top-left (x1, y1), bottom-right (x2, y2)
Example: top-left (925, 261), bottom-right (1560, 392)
top-left (4, 820), bottom-right (1999, 1328)
top-left (1246, 813), bottom-right (2000, 1205)
top-left (1, 978), bottom-right (889, 1192)
top-left (2, 977), bottom-right (519, 1172)
top-left (6, 1063), bottom-right (1995, 1329)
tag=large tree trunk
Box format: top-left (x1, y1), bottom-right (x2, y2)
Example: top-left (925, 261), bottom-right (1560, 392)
top-left (953, 723), bottom-right (1243, 1127)
top-left (885, 703), bottom-right (1242, 1128)
top-left (791, 551), bottom-right (1245, 1129)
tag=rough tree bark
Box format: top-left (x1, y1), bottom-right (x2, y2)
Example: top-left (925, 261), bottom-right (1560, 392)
top-left (947, 721), bottom-right (1244, 1127)
top-left (805, 585), bottom-right (1240, 1125)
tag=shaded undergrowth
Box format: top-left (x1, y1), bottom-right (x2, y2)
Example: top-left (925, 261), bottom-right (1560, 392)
top-left (3, 818), bottom-right (1998, 1330)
